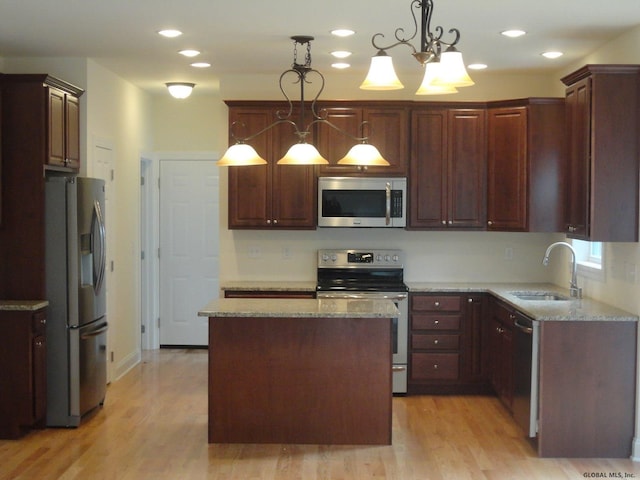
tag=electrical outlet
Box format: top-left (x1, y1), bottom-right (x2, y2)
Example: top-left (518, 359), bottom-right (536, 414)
top-left (282, 247), bottom-right (292, 259)
top-left (626, 263), bottom-right (637, 283)
top-left (504, 247), bottom-right (513, 261)
top-left (248, 246), bottom-right (261, 259)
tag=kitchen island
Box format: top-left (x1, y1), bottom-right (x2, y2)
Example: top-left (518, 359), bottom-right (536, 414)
top-left (198, 297), bottom-right (399, 445)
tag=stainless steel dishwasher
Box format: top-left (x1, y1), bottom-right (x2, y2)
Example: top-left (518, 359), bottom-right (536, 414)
top-left (512, 311), bottom-right (539, 438)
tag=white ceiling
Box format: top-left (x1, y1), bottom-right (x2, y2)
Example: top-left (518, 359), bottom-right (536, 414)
top-left (1, 0), bottom-right (639, 95)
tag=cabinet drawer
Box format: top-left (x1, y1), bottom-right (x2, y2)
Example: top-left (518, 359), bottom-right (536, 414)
top-left (411, 353), bottom-right (459, 380)
top-left (412, 334), bottom-right (460, 351)
top-left (412, 295), bottom-right (461, 312)
top-left (412, 314), bottom-right (461, 331)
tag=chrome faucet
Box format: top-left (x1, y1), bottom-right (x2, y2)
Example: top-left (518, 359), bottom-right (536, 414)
top-left (542, 241), bottom-right (582, 298)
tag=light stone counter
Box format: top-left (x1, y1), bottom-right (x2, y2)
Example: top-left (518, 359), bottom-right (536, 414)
top-left (221, 281), bottom-right (317, 292)
top-left (0, 300), bottom-right (48, 311)
top-left (407, 282), bottom-right (638, 322)
top-left (199, 297), bottom-right (400, 318)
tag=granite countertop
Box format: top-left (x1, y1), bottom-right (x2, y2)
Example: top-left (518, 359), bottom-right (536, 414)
top-left (221, 281), bottom-right (318, 292)
top-left (199, 298), bottom-right (400, 318)
top-left (0, 300), bottom-right (49, 311)
top-left (407, 282), bottom-right (638, 322)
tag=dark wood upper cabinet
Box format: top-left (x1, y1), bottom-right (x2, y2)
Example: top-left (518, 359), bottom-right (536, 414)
top-left (487, 98), bottom-right (566, 232)
top-left (409, 106), bottom-right (486, 229)
top-left (315, 102), bottom-right (409, 176)
top-left (225, 102), bottom-right (316, 230)
top-left (561, 65), bottom-right (640, 242)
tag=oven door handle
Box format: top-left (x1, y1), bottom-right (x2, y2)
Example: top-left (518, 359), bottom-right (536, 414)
top-left (317, 292), bottom-right (408, 301)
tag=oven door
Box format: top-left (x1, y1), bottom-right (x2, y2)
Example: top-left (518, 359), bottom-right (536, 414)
top-left (316, 291), bottom-right (408, 394)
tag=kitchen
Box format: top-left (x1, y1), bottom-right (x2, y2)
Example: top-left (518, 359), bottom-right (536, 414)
top-left (1, 0), bottom-right (640, 476)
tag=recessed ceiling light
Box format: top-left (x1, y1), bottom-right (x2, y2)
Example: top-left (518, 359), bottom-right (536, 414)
top-left (332, 63), bottom-right (351, 69)
top-left (191, 62), bottom-right (211, 68)
top-left (179, 49), bottom-right (200, 58)
top-left (501, 29), bottom-right (526, 38)
top-left (468, 63), bottom-right (488, 70)
top-left (331, 51), bottom-right (352, 59)
top-left (331, 29), bottom-right (355, 37)
top-left (158, 29), bottom-right (182, 38)
top-left (542, 51), bottom-right (563, 59)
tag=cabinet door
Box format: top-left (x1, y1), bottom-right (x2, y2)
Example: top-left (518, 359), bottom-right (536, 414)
top-left (316, 107), bottom-right (362, 174)
top-left (447, 109), bottom-right (486, 228)
top-left (487, 107), bottom-right (527, 231)
top-left (47, 87), bottom-right (66, 167)
top-left (409, 109), bottom-right (447, 228)
top-left (64, 94), bottom-right (80, 170)
top-left (227, 109), bottom-right (272, 228)
top-left (271, 116), bottom-right (316, 228)
top-left (564, 78), bottom-right (590, 238)
top-left (362, 107), bottom-right (409, 175)
top-left (461, 294), bottom-right (486, 382)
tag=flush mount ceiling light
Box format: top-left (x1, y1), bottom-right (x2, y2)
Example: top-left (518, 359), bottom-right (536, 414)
top-left (542, 51), bottom-right (563, 59)
top-left (501, 29), bottom-right (526, 38)
top-left (218, 36), bottom-right (389, 167)
top-left (165, 82), bottom-right (195, 99)
top-left (178, 49), bottom-right (200, 57)
top-left (361, 0), bottom-right (474, 94)
top-left (158, 29), bottom-right (182, 38)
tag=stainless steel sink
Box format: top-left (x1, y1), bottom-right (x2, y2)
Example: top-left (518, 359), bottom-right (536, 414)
top-left (509, 291), bottom-right (570, 301)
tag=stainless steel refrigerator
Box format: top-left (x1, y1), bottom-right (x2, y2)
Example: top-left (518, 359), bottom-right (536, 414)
top-left (45, 176), bottom-right (108, 427)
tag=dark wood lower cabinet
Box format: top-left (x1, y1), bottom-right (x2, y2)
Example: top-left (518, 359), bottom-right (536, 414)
top-left (537, 320), bottom-right (637, 458)
top-left (0, 306), bottom-right (47, 439)
top-left (409, 293), bottom-right (490, 394)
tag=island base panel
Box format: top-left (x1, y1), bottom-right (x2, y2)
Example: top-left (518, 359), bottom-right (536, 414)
top-left (208, 316), bottom-right (392, 445)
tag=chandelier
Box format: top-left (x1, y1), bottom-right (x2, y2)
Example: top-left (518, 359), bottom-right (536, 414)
top-left (360, 0), bottom-right (474, 95)
top-left (218, 36), bottom-right (388, 167)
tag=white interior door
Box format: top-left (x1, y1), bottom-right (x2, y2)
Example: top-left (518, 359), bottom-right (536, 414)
top-left (159, 160), bottom-right (219, 346)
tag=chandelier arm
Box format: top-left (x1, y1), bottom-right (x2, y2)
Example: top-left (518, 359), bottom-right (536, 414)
top-left (229, 119), bottom-right (300, 144)
top-left (306, 119), bottom-right (372, 143)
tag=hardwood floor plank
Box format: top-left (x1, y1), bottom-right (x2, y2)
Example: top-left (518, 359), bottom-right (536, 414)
top-left (1, 349), bottom-right (640, 479)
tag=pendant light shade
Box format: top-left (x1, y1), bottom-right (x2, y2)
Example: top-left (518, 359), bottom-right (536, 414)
top-left (277, 142), bottom-right (329, 165)
top-left (360, 53), bottom-right (404, 90)
top-left (337, 143), bottom-right (390, 166)
top-left (217, 144), bottom-right (267, 166)
top-left (415, 62), bottom-right (458, 95)
top-left (430, 47), bottom-right (475, 87)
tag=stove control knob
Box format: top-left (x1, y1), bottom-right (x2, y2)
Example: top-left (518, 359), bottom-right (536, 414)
top-left (384, 255), bottom-right (391, 262)
top-left (376, 254), bottom-right (383, 261)
top-left (392, 254), bottom-right (399, 262)
top-left (331, 254), bottom-right (337, 262)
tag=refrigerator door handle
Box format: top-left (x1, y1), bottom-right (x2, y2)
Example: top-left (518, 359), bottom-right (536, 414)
top-left (80, 323), bottom-right (109, 339)
top-left (92, 200), bottom-right (107, 294)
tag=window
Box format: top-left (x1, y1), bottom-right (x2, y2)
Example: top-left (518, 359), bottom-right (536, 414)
top-left (572, 239), bottom-right (604, 280)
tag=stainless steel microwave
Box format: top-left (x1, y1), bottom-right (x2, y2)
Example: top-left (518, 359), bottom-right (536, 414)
top-left (318, 177), bottom-right (407, 228)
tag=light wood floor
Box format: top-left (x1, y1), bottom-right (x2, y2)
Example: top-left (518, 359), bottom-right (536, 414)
top-left (2, 349), bottom-right (639, 480)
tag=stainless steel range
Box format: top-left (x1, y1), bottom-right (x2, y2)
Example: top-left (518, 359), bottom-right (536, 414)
top-left (316, 249), bottom-right (408, 394)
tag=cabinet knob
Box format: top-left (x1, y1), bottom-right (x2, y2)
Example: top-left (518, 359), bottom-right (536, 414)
top-left (468, 298), bottom-right (473, 303)
top-left (433, 339), bottom-right (439, 345)
top-left (433, 364), bottom-right (439, 369)
top-left (273, 219), bottom-right (278, 224)
top-left (434, 320), bottom-right (439, 325)
top-left (448, 220), bottom-right (452, 225)
top-left (488, 221), bottom-right (493, 226)
top-left (434, 301), bottom-right (440, 307)
top-left (266, 219), bottom-right (271, 224)
top-left (441, 220), bottom-right (447, 225)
